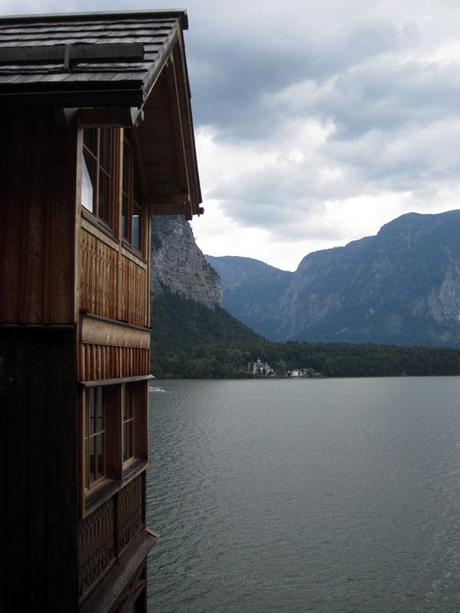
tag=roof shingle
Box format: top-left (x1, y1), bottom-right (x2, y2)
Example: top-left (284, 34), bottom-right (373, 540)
top-left (0, 10), bottom-right (187, 108)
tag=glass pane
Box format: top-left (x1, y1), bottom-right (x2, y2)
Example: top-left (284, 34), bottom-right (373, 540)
top-left (99, 129), bottom-right (112, 174)
top-left (123, 144), bottom-right (130, 195)
top-left (133, 168), bottom-right (141, 204)
top-left (96, 388), bottom-right (104, 433)
top-left (89, 437), bottom-right (95, 484)
top-left (124, 389), bottom-right (132, 420)
top-left (83, 128), bottom-right (97, 156)
top-left (88, 390), bottom-right (95, 436)
top-left (96, 434), bottom-right (104, 479)
top-left (132, 203), bottom-right (141, 250)
top-left (98, 172), bottom-right (110, 225)
top-left (122, 194), bottom-right (129, 240)
top-left (123, 422), bottom-right (128, 462)
top-left (123, 422), bottom-right (134, 462)
top-left (81, 153), bottom-right (96, 212)
top-left (128, 422), bottom-right (134, 458)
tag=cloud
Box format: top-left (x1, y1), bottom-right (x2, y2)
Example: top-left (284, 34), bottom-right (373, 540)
top-left (2, 0), bottom-right (460, 268)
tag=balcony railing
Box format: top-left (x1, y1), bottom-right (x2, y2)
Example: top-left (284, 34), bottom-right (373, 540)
top-left (78, 473), bottom-right (145, 597)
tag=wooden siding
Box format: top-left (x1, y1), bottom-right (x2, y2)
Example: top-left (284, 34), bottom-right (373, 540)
top-left (79, 226), bottom-right (118, 321)
top-left (120, 249), bottom-right (150, 325)
top-left (0, 328), bottom-right (78, 613)
top-left (79, 222), bottom-right (149, 328)
top-left (0, 110), bottom-right (77, 324)
top-left (79, 315), bottom-right (150, 381)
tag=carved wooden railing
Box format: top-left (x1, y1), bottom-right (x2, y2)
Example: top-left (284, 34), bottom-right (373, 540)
top-left (117, 475), bottom-right (144, 552)
top-left (78, 498), bottom-right (115, 596)
top-left (78, 474), bottom-right (145, 597)
top-left (80, 227), bottom-right (118, 321)
top-left (119, 253), bottom-right (149, 327)
top-left (79, 224), bottom-right (149, 328)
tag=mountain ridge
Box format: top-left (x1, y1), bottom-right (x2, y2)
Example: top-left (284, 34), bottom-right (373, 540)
top-left (209, 209), bottom-right (460, 347)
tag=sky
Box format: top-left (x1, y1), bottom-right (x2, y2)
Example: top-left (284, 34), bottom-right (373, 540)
top-left (2, 1), bottom-right (460, 270)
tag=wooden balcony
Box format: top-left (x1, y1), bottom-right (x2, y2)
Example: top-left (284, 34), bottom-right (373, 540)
top-left (78, 474), bottom-right (145, 597)
top-left (79, 221), bottom-right (149, 328)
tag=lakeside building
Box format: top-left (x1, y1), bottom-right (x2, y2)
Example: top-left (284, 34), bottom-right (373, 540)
top-left (0, 10), bottom-right (201, 612)
top-left (250, 358), bottom-right (275, 376)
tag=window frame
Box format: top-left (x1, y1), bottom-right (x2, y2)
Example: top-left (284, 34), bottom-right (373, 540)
top-left (80, 380), bottom-right (148, 514)
top-left (81, 127), bottom-right (117, 231)
top-left (122, 136), bottom-right (145, 256)
top-left (84, 387), bottom-right (106, 489)
top-left (122, 385), bottom-right (136, 466)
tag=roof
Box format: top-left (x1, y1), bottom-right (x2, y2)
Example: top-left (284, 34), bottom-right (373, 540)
top-left (0, 10), bottom-right (188, 108)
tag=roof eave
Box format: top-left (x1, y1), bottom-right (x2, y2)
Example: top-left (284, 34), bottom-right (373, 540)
top-left (0, 9), bottom-right (188, 30)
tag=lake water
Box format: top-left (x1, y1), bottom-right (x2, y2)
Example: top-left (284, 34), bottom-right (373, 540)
top-left (146, 378), bottom-right (460, 612)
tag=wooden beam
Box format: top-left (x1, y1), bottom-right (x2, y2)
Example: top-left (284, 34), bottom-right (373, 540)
top-left (80, 375), bottom-right (153, 388)
top-left (81, 316), bottom-right (150, 349)
top-left (149, 203), bottom-right (193, 217)
top-left (78, 107), bottom-right (139, 127)
top-left (166, 54), bottom-right (192, 202)
top-left (147, 192), bottom-right (189, 206)
top-left (0, 43), bottom-right (144, 66)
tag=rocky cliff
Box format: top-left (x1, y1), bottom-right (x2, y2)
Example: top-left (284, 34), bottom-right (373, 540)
top-left (151, 215), bottom-right (221, 309)
top-left (210, 210), bottom-right (460, 347)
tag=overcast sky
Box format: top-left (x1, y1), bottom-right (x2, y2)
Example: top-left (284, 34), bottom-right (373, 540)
top-left (2, 1), bottom-right (460, 269)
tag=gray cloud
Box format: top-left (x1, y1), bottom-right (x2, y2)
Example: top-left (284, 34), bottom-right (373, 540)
top-left (2, 0), bottom-right (460, 265)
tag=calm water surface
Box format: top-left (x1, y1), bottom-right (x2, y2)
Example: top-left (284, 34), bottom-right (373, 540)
top-left (146, 378), bottom-right (460, 612)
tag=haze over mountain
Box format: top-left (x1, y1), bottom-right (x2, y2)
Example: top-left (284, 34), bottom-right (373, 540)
top-left (207, 210), bottom-right (460, 347)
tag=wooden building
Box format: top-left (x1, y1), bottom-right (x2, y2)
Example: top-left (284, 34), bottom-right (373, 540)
top-left (0, 10), bottom-right (201, 612)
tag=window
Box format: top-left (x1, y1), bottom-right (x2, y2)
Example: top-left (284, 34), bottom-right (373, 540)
top-left (122, 138), bottom-right (144, 253)
top-left (81, 128), bottom-right (114, 226)
top-left (85, 387), bottom-right (106, 488)
top-left (123, 386), bottom-right (135, 464)
top-left (82, 382), bottom-right (147, 497)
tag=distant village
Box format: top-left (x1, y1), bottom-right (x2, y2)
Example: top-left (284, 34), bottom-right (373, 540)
top-left (248, 358), bottom-right (323, 378)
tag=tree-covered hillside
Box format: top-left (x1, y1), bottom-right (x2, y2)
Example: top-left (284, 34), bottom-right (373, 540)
top-left (151, 290), bottom-right (460, 378)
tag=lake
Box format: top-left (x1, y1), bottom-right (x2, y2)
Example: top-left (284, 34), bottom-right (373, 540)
top-left (146, 378), bottom-right (460, 612)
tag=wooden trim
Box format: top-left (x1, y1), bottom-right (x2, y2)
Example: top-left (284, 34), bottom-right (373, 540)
top-left (81, 212), bottom-right (118, 250)
top-left (79, 312), bottom-right (151, 332)
top-left (81, 375), bottom-right (153, 388)
top-left (105, 385), bottom-right (123, 481)
top-left (83, 462), bottom-right (148, 518)
top-left (167, 54), bottom-right (192, 214)
top-left (121, 244), bottom-right (147, 268)
top-left (81, 316), bottom-right (150, 349)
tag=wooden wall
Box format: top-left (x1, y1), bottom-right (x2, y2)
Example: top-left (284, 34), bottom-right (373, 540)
top-left (0, 110), bottom-right (77, 325)
top-left (0, 328), bottom-right (79, 613)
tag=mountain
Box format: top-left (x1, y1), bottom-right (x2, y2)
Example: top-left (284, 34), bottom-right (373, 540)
top-left (151, 215), bottom-right (221, 309)
top-left (150, 215), bottom-right (268, 377)
top-left (206, 255), bottom-right (292, 337)
top-left (209, 210), bottom-right (460, 347)
top-left (150, 214), bottom-right (460, 377)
